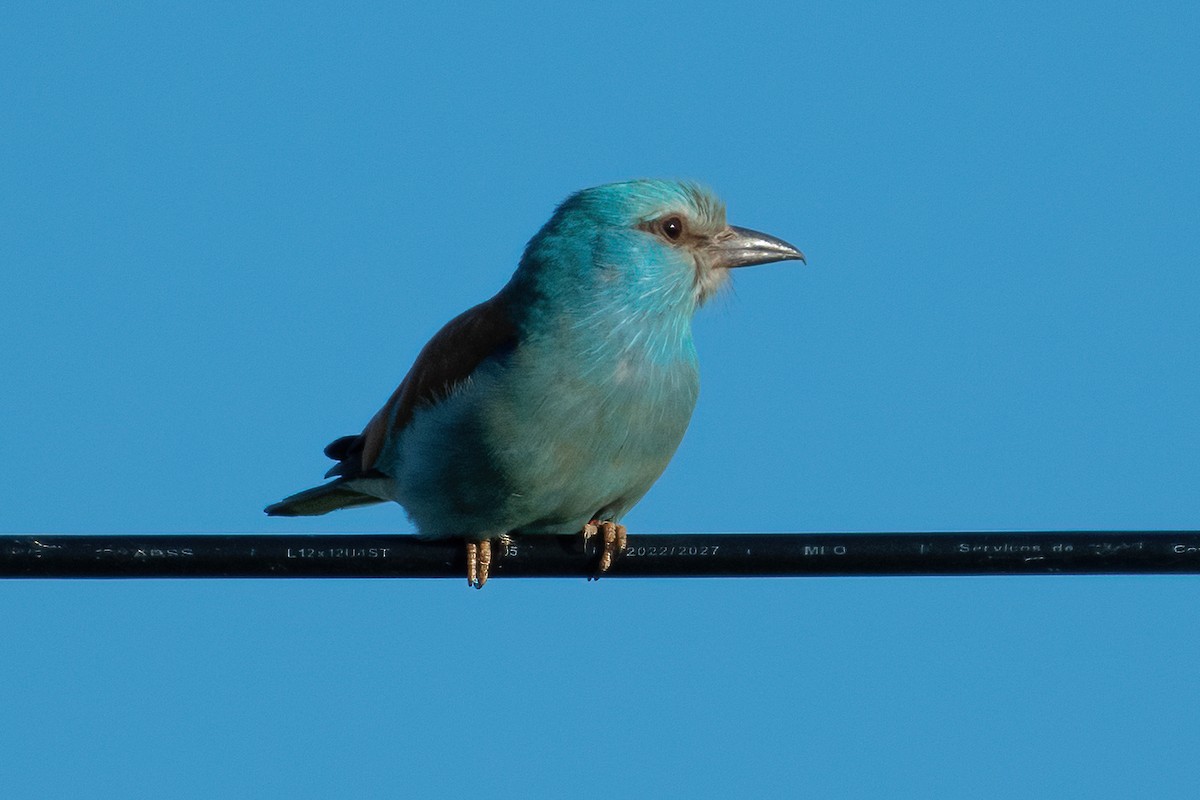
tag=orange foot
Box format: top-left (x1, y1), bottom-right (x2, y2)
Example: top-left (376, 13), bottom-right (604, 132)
top-left (582, 520), bottom-right (628, 580)
top-left (465, 539), bottom-right (492, 589)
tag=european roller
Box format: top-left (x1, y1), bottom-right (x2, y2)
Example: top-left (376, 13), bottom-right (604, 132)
top-left (266, 179), bottom-right (804, 587)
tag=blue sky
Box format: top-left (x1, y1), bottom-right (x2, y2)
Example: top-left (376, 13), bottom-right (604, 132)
top-left (2, 2), bottom-right (1198, 797)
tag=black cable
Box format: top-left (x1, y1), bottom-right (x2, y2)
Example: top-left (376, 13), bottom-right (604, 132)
top-left (3, 532), bottom-right (1199, 579)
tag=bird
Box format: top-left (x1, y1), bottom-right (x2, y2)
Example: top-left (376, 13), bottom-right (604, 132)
top-left (265, 179), bottom-right (804, 587)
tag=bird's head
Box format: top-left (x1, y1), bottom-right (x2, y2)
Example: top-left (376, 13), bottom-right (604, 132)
top-left (516, 179), bottom-right (804, 313)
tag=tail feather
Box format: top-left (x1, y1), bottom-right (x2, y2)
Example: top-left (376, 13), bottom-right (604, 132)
top-left (264, 480), bottom-right (386, 517)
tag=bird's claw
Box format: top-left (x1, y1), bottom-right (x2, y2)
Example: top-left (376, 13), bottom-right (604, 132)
top-left (466, 539), bottom-right (492, 589)
top-left (583, 520), bottom-right (627, 580)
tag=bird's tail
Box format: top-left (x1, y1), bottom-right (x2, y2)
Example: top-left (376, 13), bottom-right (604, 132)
top-left (264, 480), bottom-right (386, 516)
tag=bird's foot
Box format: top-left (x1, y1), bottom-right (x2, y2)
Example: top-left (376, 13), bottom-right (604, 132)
top-left (582, 520), bottom-right (627, 579)
top-left (465, 539), bottom-right (493, 589)
top-left (465, 535), bottom-right (515, 588)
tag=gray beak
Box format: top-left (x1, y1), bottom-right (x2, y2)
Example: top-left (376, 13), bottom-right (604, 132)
top-left (709, 225), bottom-right (806, 269)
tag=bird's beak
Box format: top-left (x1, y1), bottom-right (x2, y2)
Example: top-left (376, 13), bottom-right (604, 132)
top-left (708, 225), bottom-right (806, 269)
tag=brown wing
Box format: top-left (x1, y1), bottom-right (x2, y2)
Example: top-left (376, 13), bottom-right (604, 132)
top-left (324, 293), bottom-right (518, 478)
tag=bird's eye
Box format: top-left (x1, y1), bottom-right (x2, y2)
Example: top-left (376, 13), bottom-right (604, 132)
top-left (660, 216), bottom-right (684, 242)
